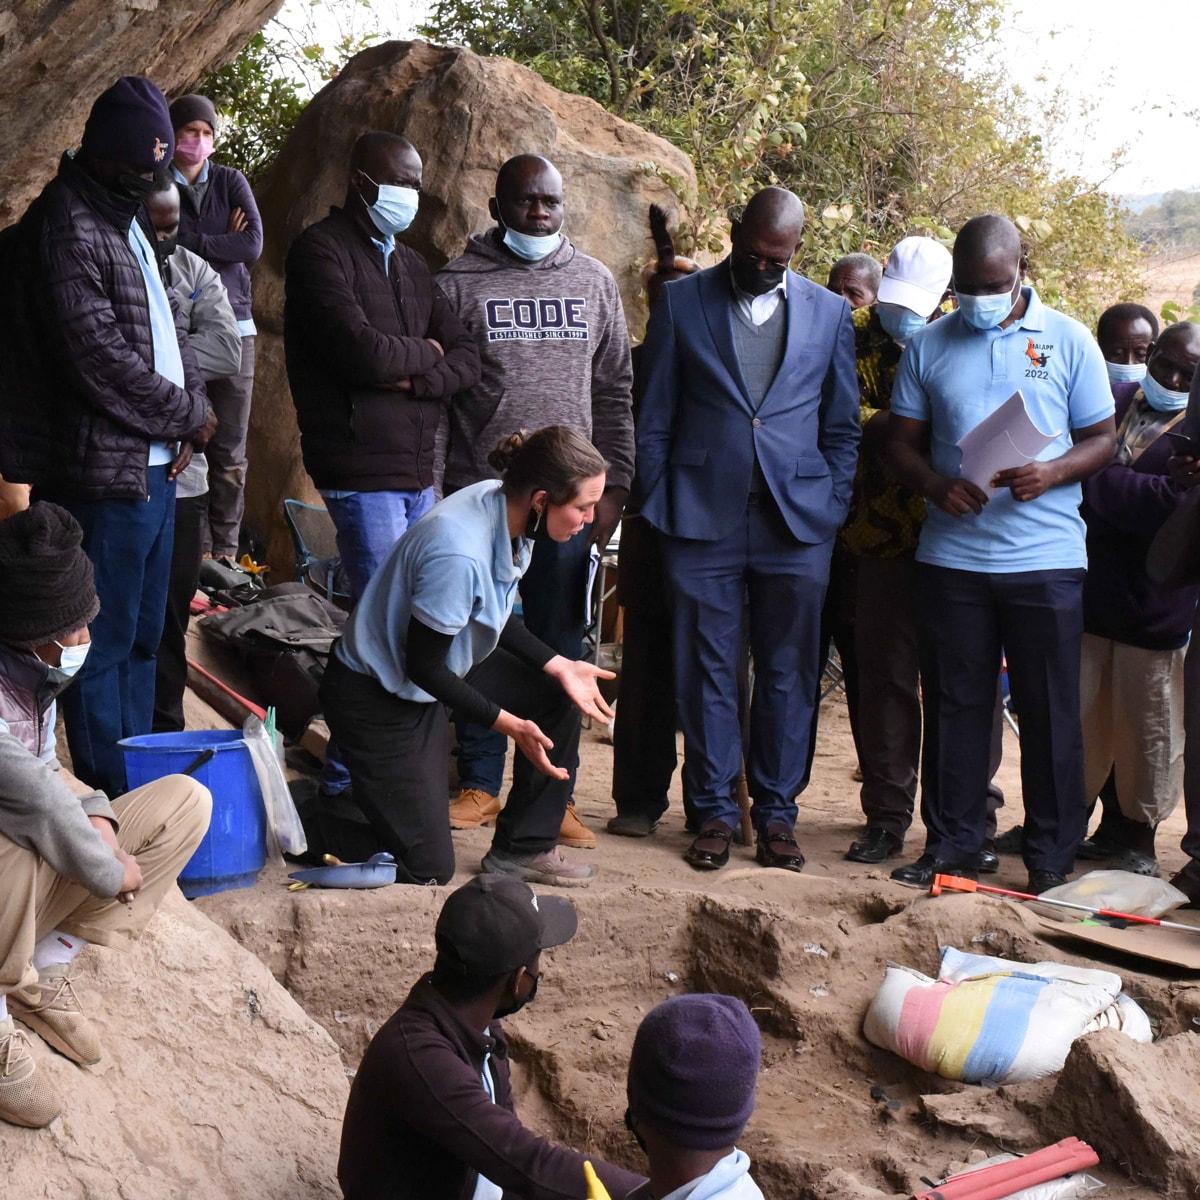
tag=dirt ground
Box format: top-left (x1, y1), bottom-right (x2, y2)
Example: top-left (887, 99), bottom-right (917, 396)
top-left (198, 689), bottom-right (1200, 1199)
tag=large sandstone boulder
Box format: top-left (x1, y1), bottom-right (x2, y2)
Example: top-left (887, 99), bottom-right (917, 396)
top-left (0, 889), bottom-right (347, 1199)
top-left (0, 0), bottom-right (284, 225)
top-left (245, 39), bottom-right (697, 572)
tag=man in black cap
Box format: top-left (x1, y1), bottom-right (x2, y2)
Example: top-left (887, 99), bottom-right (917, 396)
top-left (338, 875), bottom-right (645, 1199)
top-left (0, 75), bottom-right (213, 800)
top-left (0, 503), bottom-right (211, 1129)
top-left (625, 994), bottom-right (763, 1199)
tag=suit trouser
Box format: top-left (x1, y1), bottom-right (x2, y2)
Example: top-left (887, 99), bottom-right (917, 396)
top-left (854, 554), bottom-right (1007, 842)
top-left (916, 564), bottom-right (1086, 875)
top-left (455, 525), bottom-right (591, 797)
top-left (53, 465), bottom-right (176, 798)
top-left (204, 334), bottom-right (255, 558)
top-left (154, 493), bottom-right (208, 733)
top-left (321, 648), bottom-right (579, 884)
top-left (663, 496), bottom-right (831, 833)
top-left (0, 776), bottom-right (211, 996)
top-left (1080, 632), bottom-right (1185, 827)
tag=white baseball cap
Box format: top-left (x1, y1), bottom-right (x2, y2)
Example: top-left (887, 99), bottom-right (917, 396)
top-left (876, 237), bottom-right (953, 318)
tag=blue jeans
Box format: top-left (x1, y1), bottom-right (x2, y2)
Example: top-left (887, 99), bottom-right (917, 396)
top-left (915, 564), bottom-right (1086, 874)
top-left (322, 487), bottom-right (436, 604)
top-left (56, 466), bottom-right (176, 797)
top-left (321, 486), bottom-right (435, 793)
top-left (455, 524), bottom-right (592, 796)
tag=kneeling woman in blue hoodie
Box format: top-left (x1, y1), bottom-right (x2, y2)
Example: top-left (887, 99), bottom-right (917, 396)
top-left (319, 426), bottom-right (614, 888)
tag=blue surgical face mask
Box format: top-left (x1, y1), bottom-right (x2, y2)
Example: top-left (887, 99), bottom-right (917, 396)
top-left (360, 174), bottom-right (419, 237)
top-left (502, 227), bottom-right (563, 262)
top-left (1106, 359), bottom-right (1147, 385)
top-left (1142, 369), bottom-right (1191, 413)
top-left (955, 268), bottom-right (1021, 331)
top-left (877, 302), bottom-right (928, 344)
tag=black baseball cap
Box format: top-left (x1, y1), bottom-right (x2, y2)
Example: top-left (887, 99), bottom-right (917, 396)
top-left (435, 875), bottom-right (578, 977)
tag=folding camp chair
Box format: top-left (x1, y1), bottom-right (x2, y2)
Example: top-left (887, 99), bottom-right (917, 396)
top-left (282, 499), bottom-right (352, 610)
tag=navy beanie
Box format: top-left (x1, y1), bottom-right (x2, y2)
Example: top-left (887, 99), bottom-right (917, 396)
top-left (627, 994), bottom-right (761, 1150)
top-left (81, 76), bottom-right (174, 171)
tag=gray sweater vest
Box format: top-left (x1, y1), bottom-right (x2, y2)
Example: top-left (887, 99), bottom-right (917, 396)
top-left (731, 302), bottom-right (787, 492)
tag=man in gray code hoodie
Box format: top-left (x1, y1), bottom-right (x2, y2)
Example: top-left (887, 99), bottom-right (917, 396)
top-left (437, 155), bottom-right (633, 863)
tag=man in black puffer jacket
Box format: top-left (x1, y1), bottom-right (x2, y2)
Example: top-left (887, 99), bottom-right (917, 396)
top-left (285, 131), bottom-right (481, 606)
top-left (0, 76), bottom-right (213, 800)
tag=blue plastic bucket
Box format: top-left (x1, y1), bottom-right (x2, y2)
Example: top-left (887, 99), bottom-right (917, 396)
top-left (119, 729), bottom-right (267, 898)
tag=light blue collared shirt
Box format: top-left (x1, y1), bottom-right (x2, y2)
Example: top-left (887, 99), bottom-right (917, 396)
top-left (890, 287), bottom-right (1114, 573)
top-left (127, 220), bottom-right (185, 467)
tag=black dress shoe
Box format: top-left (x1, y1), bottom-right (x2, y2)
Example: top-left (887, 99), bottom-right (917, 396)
top-left (606, 814), bottom-right (660, 838)
top-left (978, 842), bottom-right (1000, 874)
top-left (1170, 861), bottom-right (1200, 908)
top-left (1027, 870), bottom-right (1067, 894)
top-left (1076, 835), bottom-right (1120, 861)
top-left (845, 826), bottom-right (903, 864)
top-left (684, 823), bottom-right (734, 871)
top-left (890, 854), bottom-right (978, 887)
top-left (756, 826), bottom-right (805, 873)
top-left (993, 826), bottom-right (1024, 855)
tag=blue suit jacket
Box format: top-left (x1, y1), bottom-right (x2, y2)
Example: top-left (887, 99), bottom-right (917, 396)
top-left (636, 261), bottom-right (861, 543)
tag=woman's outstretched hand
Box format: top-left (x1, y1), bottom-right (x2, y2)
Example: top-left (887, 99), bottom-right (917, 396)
top-left (494, 711), bottom-right (567, 780)
top-left (545, 656), bottom-right (616, 724)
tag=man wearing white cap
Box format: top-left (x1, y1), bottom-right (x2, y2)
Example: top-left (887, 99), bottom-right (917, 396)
top-left (840, 237), bottom-right (952, 865)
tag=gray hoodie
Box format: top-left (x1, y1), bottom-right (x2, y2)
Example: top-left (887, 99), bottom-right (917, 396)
top-left (436, 230), bottom-right (634, 493)
top-left (0, 645), bottom-right (124, 897)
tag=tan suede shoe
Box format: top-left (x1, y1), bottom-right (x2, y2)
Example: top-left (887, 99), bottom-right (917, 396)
top-left (0, 1017), bottom-right (62, 1128)
top-left (449, 788), bottom-right (502, 830)
top-left (10, 965), bottom-right (102, 1066)
top-left (558, 802), bottom-right (597, 849)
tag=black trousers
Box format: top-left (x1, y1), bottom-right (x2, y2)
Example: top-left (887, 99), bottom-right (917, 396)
top-left (916, 564), bottom-right (1086, 875)
top-left (320, 648), bottom-right (579, 884)
top-left (153, 493), bottom-right (207, 733)
top-left (611, 516), bottom-right (697, 824)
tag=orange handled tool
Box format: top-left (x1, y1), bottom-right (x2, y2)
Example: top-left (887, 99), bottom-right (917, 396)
top-left (931, 874), bottom-right (1200, 934)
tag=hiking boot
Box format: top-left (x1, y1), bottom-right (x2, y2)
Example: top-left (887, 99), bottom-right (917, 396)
top-left (0, 1017), bottom-right (61, 1128)
top-left (9, 965), bottom-right (102, 1066)
top-left (481, 846), bottom-right (597, 888)
top-left (449, 788), bottom-right (502, 830)
top-left (558, 803), bottom-right (597, 849)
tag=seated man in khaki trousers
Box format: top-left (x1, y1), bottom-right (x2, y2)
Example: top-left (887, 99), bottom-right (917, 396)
top-left (0, 503), bottom-right (211, 1128)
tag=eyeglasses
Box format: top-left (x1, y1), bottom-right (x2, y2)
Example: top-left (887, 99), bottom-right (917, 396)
top-left (741, 252), bottom-right (791, 272)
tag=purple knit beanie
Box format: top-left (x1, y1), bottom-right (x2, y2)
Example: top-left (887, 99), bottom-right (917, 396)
top-left (81, 76), bottom-right (174, 171)
top-left (627, 994), bottom-right (761, 1150)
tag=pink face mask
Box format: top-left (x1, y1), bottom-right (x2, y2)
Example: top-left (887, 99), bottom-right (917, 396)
top-left (174, 130), bottom-right (214, 167)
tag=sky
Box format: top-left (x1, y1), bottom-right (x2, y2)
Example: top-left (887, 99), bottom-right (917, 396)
top-left (283, 0), bottom-right (1200, 201)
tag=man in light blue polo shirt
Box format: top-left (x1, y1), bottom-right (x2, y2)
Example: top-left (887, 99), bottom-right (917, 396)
top-left (887, 214), bottom-right (1116, 894)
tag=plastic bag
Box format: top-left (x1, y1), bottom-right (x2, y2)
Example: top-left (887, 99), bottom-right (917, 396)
top-left (1034, 869), bottom-right (1188, 922)
top-left (243, 714), bottom-right (307, 857)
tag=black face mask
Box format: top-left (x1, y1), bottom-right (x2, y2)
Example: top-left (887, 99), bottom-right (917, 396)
top-left (731, 255), bottom-right (786, 297)
top-left (113, 171), bottom-right (157, 203)
top-left (624, 1108), bottom-right (648, 1154)
top-left (493, 971), bottom-right (538, 1019)
top-left (157, 235), bottom-right (178, 258)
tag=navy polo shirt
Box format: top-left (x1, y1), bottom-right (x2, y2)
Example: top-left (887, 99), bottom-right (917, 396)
top-left (890, 287), bottom-right (1113, 572)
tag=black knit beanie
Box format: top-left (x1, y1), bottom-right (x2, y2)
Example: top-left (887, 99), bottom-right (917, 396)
top-left (80, 76), bottom-right (174, 172)
top-left (169, 93), bottom-right (218, 135)
top-left (0, 503), bottom-right (99, 647)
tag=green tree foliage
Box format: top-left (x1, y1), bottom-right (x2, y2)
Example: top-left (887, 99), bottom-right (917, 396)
top-left (1127, 190), bottom-right (1200, 256)
top-left (421, 0), bottom-right (1141, 324)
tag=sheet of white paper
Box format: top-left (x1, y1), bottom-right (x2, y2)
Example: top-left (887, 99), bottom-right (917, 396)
top-left (584, 543), bottom-right (601, 623)
top-left (956, 391), bottom-right (1061, 491)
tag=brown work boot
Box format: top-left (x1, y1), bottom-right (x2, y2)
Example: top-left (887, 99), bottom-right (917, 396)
top-left (558, 802), bottom-right (597, 849)
top-left (481, 846), bottom-right (597, 887)
top-left (9, 965), bottom-right (102, 1066)
top-left (449, 788), bottom-right (502, 830)
top-left (0, 1017), bottom-right (62, 1128)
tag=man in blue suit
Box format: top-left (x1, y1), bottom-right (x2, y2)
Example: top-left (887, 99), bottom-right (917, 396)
top-left (636, 187), bottom-right (861, 872)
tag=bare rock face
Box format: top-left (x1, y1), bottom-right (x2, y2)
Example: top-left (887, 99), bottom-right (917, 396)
top-left (0, 889), bottom-right (347, 1200)
top-left (1044, 1028), bottom-right (1200, 1196)
top-left (245, 39), bottom-right (697, 571)
top-left (0, 0), bottom-right (284, 226)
